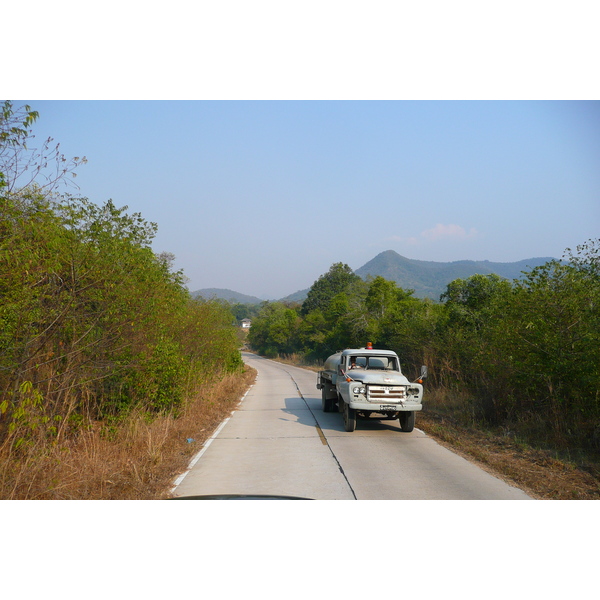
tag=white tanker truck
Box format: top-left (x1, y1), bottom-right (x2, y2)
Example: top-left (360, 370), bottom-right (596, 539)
top-left (316, 343), bottom-right (427, 432)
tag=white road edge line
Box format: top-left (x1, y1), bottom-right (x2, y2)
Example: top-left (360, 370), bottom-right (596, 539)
top-left (170, 385), bottom-right (254, 493)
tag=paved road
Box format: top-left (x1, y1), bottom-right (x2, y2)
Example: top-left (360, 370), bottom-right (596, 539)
top-left (172, 353), bottom-right (531, 499)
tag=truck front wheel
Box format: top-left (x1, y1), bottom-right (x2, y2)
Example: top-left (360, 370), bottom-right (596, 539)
top-left (343, 401), bottom-right (356, 432)
top-left (399, 411), bottom-right (415, 432)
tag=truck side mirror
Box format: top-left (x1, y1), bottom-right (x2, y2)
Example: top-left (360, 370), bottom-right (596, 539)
top-left (420, 365), bottom-right (428, 379)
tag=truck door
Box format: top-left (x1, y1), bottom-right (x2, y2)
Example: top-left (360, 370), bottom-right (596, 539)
top-left (337, 356), bottom-right (352, 404)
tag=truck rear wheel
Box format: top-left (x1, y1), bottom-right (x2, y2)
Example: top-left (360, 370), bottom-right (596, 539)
top-left (399, 411), bottom-right (415, 432)
top-left (343, 401), bottom-right (356, 432)
top-left (322, 388), bottom-right (335, 412)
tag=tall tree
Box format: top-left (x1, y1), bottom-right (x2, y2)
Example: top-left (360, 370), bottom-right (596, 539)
top-left (301, 262), bottom-right (361, 315)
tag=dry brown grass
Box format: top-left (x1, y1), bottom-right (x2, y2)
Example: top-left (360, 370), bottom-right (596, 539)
top-left (0, 367), bottom-right (257, 499)
top-left (417, 410), bottom-right (600, 500)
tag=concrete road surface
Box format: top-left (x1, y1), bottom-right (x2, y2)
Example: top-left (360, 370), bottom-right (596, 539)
top-left (172, 353), bottom-right (531, 500)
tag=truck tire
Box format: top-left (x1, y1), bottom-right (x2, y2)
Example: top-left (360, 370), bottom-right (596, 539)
top-left (343, 400), bottom-right (356, 432)
top-left (322, 387), bottom-right (335, 412)
top-left (399, 411), bottom-right (415, 432)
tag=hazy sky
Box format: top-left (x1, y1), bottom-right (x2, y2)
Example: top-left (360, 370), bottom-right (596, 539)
top-left (16, 100), bottom-right (599, 299)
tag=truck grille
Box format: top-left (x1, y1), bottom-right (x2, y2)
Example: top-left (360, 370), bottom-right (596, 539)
top-left (367, 385), bottom-right (406, 402)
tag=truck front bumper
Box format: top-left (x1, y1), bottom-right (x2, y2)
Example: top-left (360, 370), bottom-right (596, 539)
top-left (348, 400), bottom-right (422, 412)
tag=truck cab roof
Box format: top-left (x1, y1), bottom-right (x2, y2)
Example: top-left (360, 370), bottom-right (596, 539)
top-left (340, 348), bottom-right (398, 357)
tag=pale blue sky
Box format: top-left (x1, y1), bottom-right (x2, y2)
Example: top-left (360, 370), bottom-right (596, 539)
top-left (15, 100), bottom-right (600, 299)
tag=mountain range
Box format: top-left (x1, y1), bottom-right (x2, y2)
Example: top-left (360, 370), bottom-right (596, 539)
top-left (191, 288), bottom-right (265, 304)
top-left (191, 250), bottom-right (555, 304)
top-left (354, 250), bottom-right (554, 300)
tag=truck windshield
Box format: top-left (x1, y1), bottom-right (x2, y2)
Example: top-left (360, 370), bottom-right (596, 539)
top-left (348, 356), bottom-right (399, 371)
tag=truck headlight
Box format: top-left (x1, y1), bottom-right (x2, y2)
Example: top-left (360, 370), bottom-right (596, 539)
top-left (408, 387), bottom-right (420, 396)
top-left (353, 385), bottom-right (366, 395)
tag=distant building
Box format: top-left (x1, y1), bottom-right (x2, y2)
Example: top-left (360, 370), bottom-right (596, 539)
top-left (240, 319), bottom-right (252, 329)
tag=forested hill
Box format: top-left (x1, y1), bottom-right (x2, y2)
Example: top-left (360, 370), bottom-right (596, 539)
top-left (354, 250), bottom-right (555, 300)
top-left (192, 288), bottom-right (265, 304)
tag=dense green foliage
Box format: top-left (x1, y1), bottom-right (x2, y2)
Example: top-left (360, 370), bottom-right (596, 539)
top-left (249, 244), bottom-right (600, 451)
top-left (1, 102), bottom-right (242, 450)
